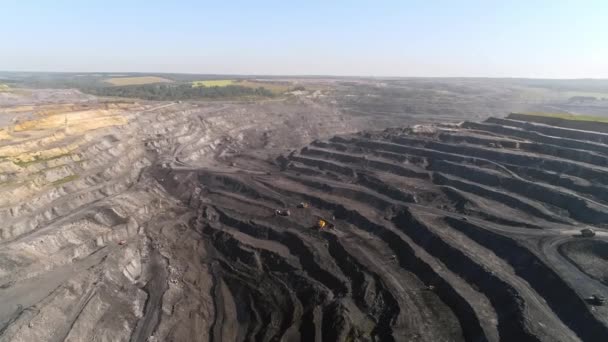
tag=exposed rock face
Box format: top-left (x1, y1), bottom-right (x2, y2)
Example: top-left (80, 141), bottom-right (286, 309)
top-left (0, 90), bottom-right (405, 341)
top-left (1, 88), bottom-right (607, 342)
top-left (159, 115), bottom-right (608, 342)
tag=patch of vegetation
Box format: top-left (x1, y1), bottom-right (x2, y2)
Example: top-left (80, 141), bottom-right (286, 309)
top-left (192, 80), bottom-right (235, 87)
top-left (513, 112), bottom-right (608, 123)
top-left (32, 161), bottom-right (84, 176)
top-left (0, 84), bottom-right (10, 92)
top-left (51, 174), bottom-right (79, 186)
top-left (238, 80), bottom-right (292, 94)
top-left (192, 79), bottom-right (294, 95)
top-left (104, 76), bottom-right (172, 86)
top-left (13, 153), bottom-right (72, 167)
top-left (84, 83), bottom-right (274, 100)
top-left (0, 72), bottom-right (313, 98)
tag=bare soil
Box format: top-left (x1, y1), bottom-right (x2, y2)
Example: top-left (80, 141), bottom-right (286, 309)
top-left (0, 80), bottom-right (607, 341)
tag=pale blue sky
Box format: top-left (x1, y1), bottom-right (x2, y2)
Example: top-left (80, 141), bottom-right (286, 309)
top-left (1, 0), bottom-right (607, 78)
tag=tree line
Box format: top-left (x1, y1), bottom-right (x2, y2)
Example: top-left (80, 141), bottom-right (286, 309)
top-left (83, 83), bottom-right (274, 100)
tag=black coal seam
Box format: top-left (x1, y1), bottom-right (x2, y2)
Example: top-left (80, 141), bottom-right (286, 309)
top-left (211, 203), bottom-right (399, 340)
top-left (259, 183), bottom-right (489, 342)
top-left (289, 155), bottom-right (356, 177)
top-left (284, 175), bottom-right (394, 211)
top-left (287, 162), bottom-right (325, 176)
top-left (317, 138), bottom-right (426, 164)
top-left (208, 260), bottom-right (222, 342)
top-left (324, 232), bottom-right (399, 342)
top-left (486, 117), bottom-right (608, 145)
top-left (213, 208), bottom-right (349, 297)
top-left (429, 159), bottom-right (608, 224)
top-left (206, 189), bottom-right (276, 211)
top-left (440, 129), bottom-right (608, 167)
top-left (438, 132), bottom-right (519, 149)
top-left (321, 301), bottom-right (353, 342)
top-left (129, 253), bottom-right (168, 342)
top-left (432, 173), bottom-right (567, 224)
top-left (216, 261), bottom-right (289, 342)
top-left (464, 120), bottom-right (608, 163)
top-left (557, 240), bottom-right (608, 287)
top-left (380, 135), bottom-right (608, 186)
top-left (298, 308), bottom-right (316, 341)
top-left (440, 186), bottom-right (543, 229)
top-left (519, 142), bottom-right (608, 167)
top-left (503, 164), bottom-right (608, 204)
top-left (286, 161), bottom-right (418, 205)
top-left (205, 227), bottom-right (304, 341)
top-left (392, 209), bottom-right (539, 342)
top-left (343, 137), bottom-right (582, 222)
top-left (356, 173), bottom-right (417, 203)
top-left (243, 292), bottom-right (263, 341)
top-left (300, 146), bottom-right (429, 179)
top-left (445, 216), bottom-right (608, 341)
top-left (197, 173), bottom-right (286, 207)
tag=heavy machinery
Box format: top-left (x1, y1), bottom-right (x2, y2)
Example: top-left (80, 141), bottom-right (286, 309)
top-left (275, 209), bottom-right (291, 217)
top-left (581, 228), bottom-right (596, 238)
top-left (587, 294), bottom-right (606, 306)
top-left (316, 219), bottom-right (327, 229)
top-left (314, 218), bottom-right (334, 230)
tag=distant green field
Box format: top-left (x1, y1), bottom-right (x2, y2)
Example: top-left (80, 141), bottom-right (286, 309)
top-left (192, 80), bottom-right (235, 87)
top-left (238, 80), bottom-right (291, 94)
top-left (514, 112), bottom-right (608, 123)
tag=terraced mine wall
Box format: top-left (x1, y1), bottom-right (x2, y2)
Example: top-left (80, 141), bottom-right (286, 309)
top-left (154, 115), bottom-right (608, 341)
top-left (1, 90), bottom-right (608, 341)
top-left (508, 113), bottom-right (608, 134)
top-left (0, 92), bottom-right (402, 342)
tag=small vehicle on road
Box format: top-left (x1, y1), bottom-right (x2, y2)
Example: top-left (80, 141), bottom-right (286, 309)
top-left (275, 209), bottom-right (291, 217)
top-left (586, 294), bottom-right (606, 306)
top-left (580, 228), bottom-right (596, 238)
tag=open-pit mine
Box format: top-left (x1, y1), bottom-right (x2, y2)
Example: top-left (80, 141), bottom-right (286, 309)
top-left (0, 80), bottom-right (607, 342)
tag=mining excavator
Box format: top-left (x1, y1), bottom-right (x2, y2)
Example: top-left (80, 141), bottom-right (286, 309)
top-left (275, 209), bottom-right (291, 217)
top-left (317, 219), bottom-right (327, 229)
top-left (274, 209), bottom-right (291, 216)
top-left (315, 218), bottom-right (334, 230)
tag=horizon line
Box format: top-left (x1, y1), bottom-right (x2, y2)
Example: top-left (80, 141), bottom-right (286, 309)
top-left (1, 70), bottom-right (608, 81)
